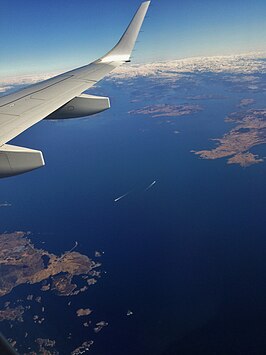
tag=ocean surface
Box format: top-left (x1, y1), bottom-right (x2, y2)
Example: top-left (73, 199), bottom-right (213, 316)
top-left (1, 75), bottom-right (266, 354)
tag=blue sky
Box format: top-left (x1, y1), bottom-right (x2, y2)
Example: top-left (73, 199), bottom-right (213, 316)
top-left (1, 0), bottom-right (266, 76)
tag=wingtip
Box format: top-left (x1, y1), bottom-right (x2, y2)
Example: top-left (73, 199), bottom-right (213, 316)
top-left (143, 1), bottom-right (151, 6)
top-left (100, 0), bottom-right (150, 63)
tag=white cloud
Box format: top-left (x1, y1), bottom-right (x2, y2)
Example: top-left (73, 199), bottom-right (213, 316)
top-left (109, 51), bottom-right (266, 80)
top-left (0, 86), bottom-right (13, 93)
top-left (0, 71), bottom-right (60, 90)
top-left (1, 52), bottom-right (266, 90)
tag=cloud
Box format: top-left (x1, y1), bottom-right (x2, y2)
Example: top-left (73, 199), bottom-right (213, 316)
top-left (0, 71), bottom-right (60, 93)
top-left (0, 86), bottom-right (13, 93)
top-left (1, 52), bottom-right (266, 90)
top-left (109, 51), bottom-right (266, 80)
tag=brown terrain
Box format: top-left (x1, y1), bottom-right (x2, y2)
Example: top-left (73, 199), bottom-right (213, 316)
top-left (76, 308), bottom-right (92, 317)
top-left (0, 306), bottom-right (25, 322)
top-left (0, 232), bottom-right (101, 297)
top-left (193, 109), bottom-right (266, 167)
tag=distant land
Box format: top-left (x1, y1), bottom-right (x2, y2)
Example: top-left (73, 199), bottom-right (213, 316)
top-left (237, 98), bottom-right (255, 108)
top-left (193, 109), bottom-right (266, 167)
top-left (0, 231), bottom-right (101, 298)
top-left (130, 104), bottom-right (202, 118)
top-left (0, 231), bottom-right (102, 327)
top-left (0, 232), bottom-right (106, 354)
top-left (76, 308), bottom-right (93, 317)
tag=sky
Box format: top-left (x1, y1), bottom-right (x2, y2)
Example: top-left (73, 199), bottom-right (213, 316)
top-left (1, 0), bottom-right (266, 76)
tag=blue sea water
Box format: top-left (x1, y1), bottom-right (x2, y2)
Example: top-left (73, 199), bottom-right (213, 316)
top-left (1, 74), bottom-right (266, 354)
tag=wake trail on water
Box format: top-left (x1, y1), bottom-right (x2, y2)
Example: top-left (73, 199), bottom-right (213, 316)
top-left (114, 192), bottom-right (131, 202)
top-left (145, 180), bottom-right (157, 191)
top-left (114, 180), bottom-right (157, 203)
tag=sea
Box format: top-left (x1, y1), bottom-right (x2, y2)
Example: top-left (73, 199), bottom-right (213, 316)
top-left (1, 73), bottom-right (266, 354)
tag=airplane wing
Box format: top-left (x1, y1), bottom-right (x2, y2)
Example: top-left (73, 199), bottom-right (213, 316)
top-left (0, 1), bottom-right (150, 178)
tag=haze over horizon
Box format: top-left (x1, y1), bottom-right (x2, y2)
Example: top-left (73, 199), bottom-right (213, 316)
top-left (1, 0), bottom-right (266, 76)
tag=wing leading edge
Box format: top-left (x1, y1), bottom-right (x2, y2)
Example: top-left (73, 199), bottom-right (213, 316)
top-left (0, 1), bottom-right (151, 178)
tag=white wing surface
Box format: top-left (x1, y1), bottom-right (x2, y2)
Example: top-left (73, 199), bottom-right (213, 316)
top-left (0, 1), bottom-right (150, 177)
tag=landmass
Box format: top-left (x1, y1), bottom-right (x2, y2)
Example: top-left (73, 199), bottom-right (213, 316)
top-left (86, 278), bottom-right (97, 286)
top-left (130, 104), bottom-right (202, 118)
top-left (0, 232), bottom-right (101, 298)
top-left (34, 338), bottom-right (57, 355)
top-left (238, 98), bottom-right (255, 108)
top-left (41, 283), bottom-right (51, 291)
top-left (33, 315), bottom-right (45, 324)
top-left (94, 321), bottom-right (108, 333)
top-left (227, 152), bottom-right (263, 167)
top-left (193, 109), bottom-right (266, 167)
top-left (76, 308), bottom-right (92, 317)
top-left (186, 94), bottom-right (226, 100)
top-left (0, 306), bottom-right (24, 322)
top-left (35, 296), bottom-right (42, 303)
top-left (23, 338), bottom-right (58, 354)
top-left (71, 341), bottom-right (94, 355)
top-left (0, 231), bottom-right (104, 353)
top-left (50, 273), bottom-right (77, 296)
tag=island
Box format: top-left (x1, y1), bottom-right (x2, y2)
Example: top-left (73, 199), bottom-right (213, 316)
top-left (71, 341), bottom-right (94, 355)
top-left (129, 103), bottom-right (203, 118)
top-left (0, 232), bottom-right (101, 297)
top-left (35, 338), bottom-right (56, 354)
top-left (0, 231), bottom-right (104, 353)
top-left (186, 94), bottom-right (226, 101)
top-left (237, 98), bottom-right (255, 108)
top-left (0, 305), bottom-right (25, 322)
top-left (76, 308), bottom-right (92, 317)
top-left (94, 321), bottom-right (108, 333)
top-left (193, 109), bottom-right (266, 167)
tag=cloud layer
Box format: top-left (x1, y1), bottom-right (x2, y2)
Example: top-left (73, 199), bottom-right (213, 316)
top-left (1, 52), bottom-right (266, 94)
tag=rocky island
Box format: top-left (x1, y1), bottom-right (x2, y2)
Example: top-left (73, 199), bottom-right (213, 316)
top-left (130, 103), bottom-right (202, 118)
top-left (193, 109), bottom-right (266, 167)
top-left (76, 308), bottom-right (93, 317)
top-left (0, 232), bottom-right (101, 297)
top-left (0, 305), bottom-right (25, 322)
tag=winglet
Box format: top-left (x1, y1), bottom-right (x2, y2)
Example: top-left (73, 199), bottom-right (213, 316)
top-left (100, 1), bottom-right (151, 63)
